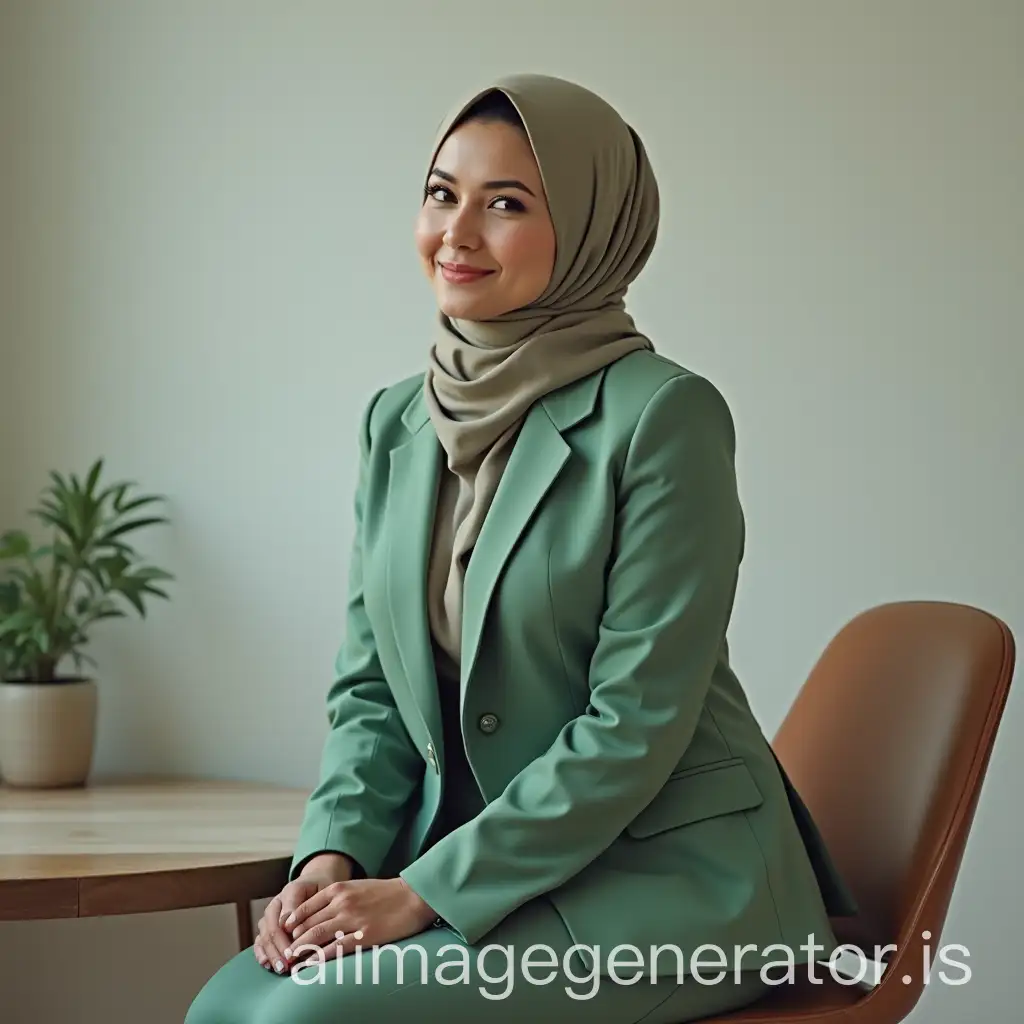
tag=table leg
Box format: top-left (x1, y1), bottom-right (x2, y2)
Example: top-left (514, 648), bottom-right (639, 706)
top-left (236, 900), bottom-right (254, 951)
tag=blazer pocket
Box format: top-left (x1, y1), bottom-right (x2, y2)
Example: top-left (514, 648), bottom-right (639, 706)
top-left (625, 757), bottom-right (765, 839)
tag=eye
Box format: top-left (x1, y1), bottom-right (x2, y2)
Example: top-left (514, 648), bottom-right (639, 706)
top-left (423, 183), bottom-right (453, 203)
top-left (491, 195), bottom-right (527, 213)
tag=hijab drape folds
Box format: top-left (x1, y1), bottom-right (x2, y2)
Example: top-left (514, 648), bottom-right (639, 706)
top-left (423, 73), bottom-right (660, 665)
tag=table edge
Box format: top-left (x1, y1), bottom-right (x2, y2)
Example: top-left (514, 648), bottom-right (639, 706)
top-left (0, 855), bottom-right (292, 921)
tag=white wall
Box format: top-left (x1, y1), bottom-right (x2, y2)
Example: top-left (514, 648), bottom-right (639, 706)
top-left (1, 1), bottom-right (1021, 1020)
top-left (0, 2), bottom-right (21, 525)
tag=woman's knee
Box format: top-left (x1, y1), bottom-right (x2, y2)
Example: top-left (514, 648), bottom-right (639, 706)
top-left (184, 979), bottom-right (221, 1024)
top-left (185, 948), bottom-right (271, 1024)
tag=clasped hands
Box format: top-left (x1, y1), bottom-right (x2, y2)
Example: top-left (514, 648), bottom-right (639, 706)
top-left (254, 855), bottom-right (438, 974)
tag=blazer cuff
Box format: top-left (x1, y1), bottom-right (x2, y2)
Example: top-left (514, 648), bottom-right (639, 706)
top-left (398, 845), bottom-right (511, 945)
top-left (288, 811), bottom-right (387, 883)
top-left (290, 848), bottom-right (366, 882)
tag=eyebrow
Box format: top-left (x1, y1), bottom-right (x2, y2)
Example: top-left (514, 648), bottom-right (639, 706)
top-left (428, 167), bottom-right (537, 198)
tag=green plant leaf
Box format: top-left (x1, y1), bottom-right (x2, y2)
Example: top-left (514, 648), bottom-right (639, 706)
top-left (0, 530), bottom-right (32, 559)
top-left (0, 609), bottom-right (42, 638)
top-left (29, 508), bottom-right (80, 546)
top-left (1, 460), bottom-right (174, 681)
top-left (132, 566), bottom-right (175, 582)
top-left (31, 619), bottom-right (51, 653)
top-left (111, 494), bottom-right (166, 515)
top-left (71, 649), bottom-right (98, 673)
top-left (0, 580), bottom-right (21, 611)
top-left (47, 469), bottom-right (71, 495)
top-left (98, 516), bottom-right (170, 543)
top-left (84, 458), bottom-right (104, 496)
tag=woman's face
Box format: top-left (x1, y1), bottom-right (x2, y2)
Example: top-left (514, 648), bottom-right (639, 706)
top-left (415, 118), bottom-right (556, 321)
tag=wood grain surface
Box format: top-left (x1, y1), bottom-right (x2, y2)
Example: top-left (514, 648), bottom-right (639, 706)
top-left (0, 775), bottom-right (309, 941)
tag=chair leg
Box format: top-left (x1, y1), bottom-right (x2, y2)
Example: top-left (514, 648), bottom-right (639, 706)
top-left (236, 900), bottom-right (254, 951)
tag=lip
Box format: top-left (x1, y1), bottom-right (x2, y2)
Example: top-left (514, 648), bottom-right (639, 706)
top-left (438, 261), bottom-right (495, 284)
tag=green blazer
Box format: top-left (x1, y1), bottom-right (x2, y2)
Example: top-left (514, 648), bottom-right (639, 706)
top-left (289, 349), bottom-right (855, 976)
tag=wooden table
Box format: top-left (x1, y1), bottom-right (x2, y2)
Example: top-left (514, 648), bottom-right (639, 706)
top-left (0, 776), bottom-right (310, 950)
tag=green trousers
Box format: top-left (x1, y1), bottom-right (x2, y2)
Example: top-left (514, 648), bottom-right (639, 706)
top-left (185, 896), bottom-right (770, 1024)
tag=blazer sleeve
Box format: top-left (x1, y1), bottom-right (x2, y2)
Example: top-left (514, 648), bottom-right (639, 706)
top-left (399, 372), bottom-right (745, 942)
top-left (289, 387), bottom-right (423, 882)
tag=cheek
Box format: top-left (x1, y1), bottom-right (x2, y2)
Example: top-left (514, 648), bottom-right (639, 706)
top-left (414, 210), bottom-right (443, 266)
top-left (496, 223), bottom-right (555, 290)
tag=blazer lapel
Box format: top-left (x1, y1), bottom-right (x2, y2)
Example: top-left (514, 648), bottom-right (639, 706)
top-left (460, 366), bottom-right (607, 697)
top-left (385, 394), bottom-right (444, 748)
top-left (384, 365), bottom-right (608, 752)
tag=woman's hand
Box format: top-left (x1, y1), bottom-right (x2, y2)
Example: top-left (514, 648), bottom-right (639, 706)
top-left (254, 853), bottom-right (354, 973)
top-left (283, 877), bottom-right (439, 966)
top-left (255, 880), bottom-right (323, 973)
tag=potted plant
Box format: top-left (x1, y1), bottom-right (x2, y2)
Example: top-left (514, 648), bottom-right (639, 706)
top-left (0, 458), bottom-right (174, 787)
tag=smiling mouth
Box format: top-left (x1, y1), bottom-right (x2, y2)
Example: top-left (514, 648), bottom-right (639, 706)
top-left (438, 262), bottom-right (495, 284)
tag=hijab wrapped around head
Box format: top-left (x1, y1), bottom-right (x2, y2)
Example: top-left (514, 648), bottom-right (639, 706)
top-left (423, 73), bottom-right (661, 666)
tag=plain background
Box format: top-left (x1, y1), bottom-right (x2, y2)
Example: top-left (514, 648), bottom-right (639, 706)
top-left (1, 1), bottom-right (1021, 1020)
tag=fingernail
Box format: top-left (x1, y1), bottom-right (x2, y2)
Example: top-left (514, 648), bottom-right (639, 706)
top-left (284, 947), bottom-right (292, 959)
top-left (285, 914), bottom-right (295, 927)
top-left (275, 960), bottom-right (285, 973)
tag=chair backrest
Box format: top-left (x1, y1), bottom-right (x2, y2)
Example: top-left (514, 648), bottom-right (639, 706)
top-left (773, 601), bottom-right (1015, 968)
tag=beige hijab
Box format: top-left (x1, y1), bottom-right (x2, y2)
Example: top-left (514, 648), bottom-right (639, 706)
top-left (422, 73), bottom-right (660, 667)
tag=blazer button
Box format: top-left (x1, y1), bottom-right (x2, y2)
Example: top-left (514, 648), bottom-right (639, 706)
top-left (478, 713), bottom-right (499, 734)
top-left (426, 742), bottom-right (439, 773)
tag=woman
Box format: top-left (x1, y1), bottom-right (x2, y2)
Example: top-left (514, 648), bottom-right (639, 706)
top-left (186, 72), bottom-right (854, 1024)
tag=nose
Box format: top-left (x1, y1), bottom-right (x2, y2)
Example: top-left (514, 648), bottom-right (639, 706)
top-left (442, 204), bottom-right (481, 251)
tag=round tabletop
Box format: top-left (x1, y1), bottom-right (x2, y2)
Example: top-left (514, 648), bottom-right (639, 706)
top-left (0, 775), bottom-right (309, 946)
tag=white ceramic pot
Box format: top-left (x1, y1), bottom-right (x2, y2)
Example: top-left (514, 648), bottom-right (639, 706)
top-left (0, 678), bottom-right (98, 787)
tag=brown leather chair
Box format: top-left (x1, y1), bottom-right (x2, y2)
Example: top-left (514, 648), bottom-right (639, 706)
top-left (703, 600), bottom-right (1016, 1023)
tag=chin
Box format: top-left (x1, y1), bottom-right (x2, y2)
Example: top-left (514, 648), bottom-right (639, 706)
top-left (435, 290), bottom-right (502, 322)
top-left (440, 301), bottom-right (489, 320)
